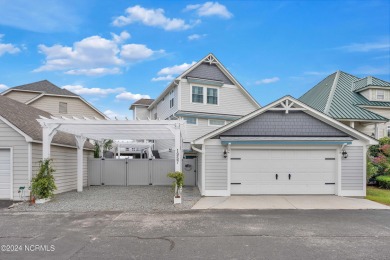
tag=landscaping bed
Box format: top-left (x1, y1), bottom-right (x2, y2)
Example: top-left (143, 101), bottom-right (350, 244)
top-left (6, 186), bottom-right (201, 212)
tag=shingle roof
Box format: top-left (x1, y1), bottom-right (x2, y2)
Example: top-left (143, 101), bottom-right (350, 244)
top-left (8, 80), bottom-right (78, 97)
top-left (352, 76), bottom-right (390, 92)
top-left (0, 95), bottom-right (93, 149)
top-left (129, 98), bottom-right (155, 110)
top-left (299, 71), bottom-right (388, 121)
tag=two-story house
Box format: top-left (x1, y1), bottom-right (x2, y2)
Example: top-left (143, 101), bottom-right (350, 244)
top-left (1, 80), bottom-right (107, 119)
top-left (300, 71), bottom-right (390, 138)
top-left (130, 53), bottom-right (261, 158)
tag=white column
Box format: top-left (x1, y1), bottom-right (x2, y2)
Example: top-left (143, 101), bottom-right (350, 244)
top-left (42, 125), bottom-right (57, 159)
top-left (75, 136), bottom-right (87, 192)
top-left (174, 124), bottom-right (182, 172)
top-left (117, 143), bottom-right (121, 159)
top-left (349, 121), bottom-right (355, 128)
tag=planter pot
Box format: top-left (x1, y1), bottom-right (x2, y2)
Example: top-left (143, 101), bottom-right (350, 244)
top-left (35, 198), bottom-right (51, 204)
top-left (174, 196), bottom-right (182, 204)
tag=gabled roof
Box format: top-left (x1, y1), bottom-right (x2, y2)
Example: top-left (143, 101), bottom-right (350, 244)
top-left (3, 80), bottom-right (78, 96)
top-left (148, 53), bottom-right (261, 110)
top-left (352, 76), bottom-right (390, 92)
top-left (299, 71), bottom-right (388, 121)
top-left (129, 98), bottom-right (155, 110)
top-left (194, 96), bottom-right (378, 145)
top-left (0, 95), bottom-right (93, 149)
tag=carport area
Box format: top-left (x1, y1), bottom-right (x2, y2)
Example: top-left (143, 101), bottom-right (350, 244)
top-left (192, 195), bottom-right (390, 210)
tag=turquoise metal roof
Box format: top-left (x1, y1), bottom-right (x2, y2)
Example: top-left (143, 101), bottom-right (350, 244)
top-left (352, 76), bottom-right (390, 92)
top-left (299, 71), bottom-right (389, 121)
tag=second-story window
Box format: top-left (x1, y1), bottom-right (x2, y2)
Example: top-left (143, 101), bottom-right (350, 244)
top-left (59, 102), bottom-right (67, 114)
top-left (207, 88), bottom-right (218, 104)
top-left (183, 117), bottom-right (197, 125)
top-left (192, 86), bottom-right (203, 103)
top-left (377, 90), bottom-right (385, 100)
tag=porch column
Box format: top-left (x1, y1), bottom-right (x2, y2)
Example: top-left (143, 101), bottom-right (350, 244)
top-left (75, 136), bottom-right (87, 192)
top-left (174, 124), bottom-right (182, 172)
top-left (117, 143), bottom-right (121, 159)
top-left (41, 125), bottom-right (58, 159)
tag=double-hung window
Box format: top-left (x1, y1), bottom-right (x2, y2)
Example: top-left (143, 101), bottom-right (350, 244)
top-left (59, 102), bottom-right (67, 114)
top-left (377, 90), bottom-right (385, 100)
top-left (207, 88), bottom-right (218, 104)
top-left (192, 86), bottom-right (203, 103)
top-left (169, 90), bottom-right (175, 108)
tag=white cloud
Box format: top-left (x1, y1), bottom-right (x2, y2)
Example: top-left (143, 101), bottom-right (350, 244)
top-left (158, 61), bottom-right (196, 75)
top-left (0, 34), bottom-right (20, 56)
top-left (338, 41), bottom-right (390, 52)
top-left (151, 75), bottom-right (175, 82)
top-left (0, 84), bottom-right (8, 90)
top-left (104, 109), bottom-right (128, 119)
top-left (354, 66), bottom-right (390, 75)
top-left (62, 85), bottom-right (125, 96)
top-left (152, 61), bottom-right (196, 82)
top-left (113, 5), bottom-right (195, 31)
top-left (185, 2), bottom-right (233, 19)
top-left (34, 31), bottom-right (161, 75)
top-left (65, 68), bottom-right (121, 76)
top-left (116, 92), bottom-right (151, 101)
top-left (188, 34), bottom-right (207, 40)
top-left (255, 77), bottom-right (280, 85)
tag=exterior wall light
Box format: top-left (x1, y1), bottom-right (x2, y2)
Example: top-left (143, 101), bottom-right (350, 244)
top-left (223, 149), bottom-right (227, 158)
top-left (342, 150), bottom-right (348, 159)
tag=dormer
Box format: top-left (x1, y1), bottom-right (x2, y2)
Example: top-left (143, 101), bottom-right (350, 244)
top-left (353, 76), bottom-right (390, 102)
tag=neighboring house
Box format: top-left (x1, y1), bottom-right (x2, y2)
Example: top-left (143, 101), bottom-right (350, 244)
top-left (300, 71), bottom-right (390, 138)
top-left (0, 95), bottom-right (93, 200)
top-left (192, 96), bottom-right (377, 197)
top-left (1, 80), bottom-right (107, 119)
top-left (130, 53), bottom-right (260, 158)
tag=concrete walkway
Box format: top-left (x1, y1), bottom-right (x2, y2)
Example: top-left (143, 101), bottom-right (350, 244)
top-left (192, 195), bottom-right (390, 210)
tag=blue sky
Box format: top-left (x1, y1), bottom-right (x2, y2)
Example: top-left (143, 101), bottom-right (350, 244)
top-left (0, 0), bottom-right (389, 118)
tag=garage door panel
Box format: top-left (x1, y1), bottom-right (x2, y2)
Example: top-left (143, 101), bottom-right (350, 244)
top-left (231, 149), bottom-right (336, 195)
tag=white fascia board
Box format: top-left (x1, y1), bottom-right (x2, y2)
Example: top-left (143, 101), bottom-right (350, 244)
top-left (78, 96), bottom-right (108, 119)
top-left (0, 115), bottom-right (33, 142)
top-left (193, 96), bottom-right (378, 145)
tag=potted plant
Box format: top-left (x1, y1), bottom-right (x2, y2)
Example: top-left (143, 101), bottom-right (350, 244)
top-left (31, 159), bottom-right (57, 204)
top-left (167, 171), bottom-right (184, 204)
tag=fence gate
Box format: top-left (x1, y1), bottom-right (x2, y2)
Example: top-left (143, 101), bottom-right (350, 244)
top-left (88, 159), bottom-right (196, 186)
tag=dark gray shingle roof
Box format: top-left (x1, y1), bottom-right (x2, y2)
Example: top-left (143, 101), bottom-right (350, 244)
top-left (185, 63), bottom-right (234, 85)
top-left (0, 95), bottom-right (93, 149)
top-left (9, 80), bottom-right (78, 97)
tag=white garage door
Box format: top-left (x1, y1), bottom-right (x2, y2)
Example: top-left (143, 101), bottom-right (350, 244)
top-left (0, 149), bottom-right (11, 199)
top-left (231, 149), bottom-right (337, 195)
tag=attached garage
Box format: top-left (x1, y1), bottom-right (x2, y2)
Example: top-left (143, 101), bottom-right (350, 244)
top-left (193, 96), bottom-right (377, 197)
top-left (0, 148), bottom-right (11, 199)
top-left (230, 149), bottom-right (337, 195)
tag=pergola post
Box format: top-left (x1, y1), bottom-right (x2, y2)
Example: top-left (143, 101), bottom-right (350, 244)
top-left (41, 125), bottom-right (58, 159)
top-left (75, 136), bottom-right (87, 192)
top-left (174, 124), bottom-right (182, 172)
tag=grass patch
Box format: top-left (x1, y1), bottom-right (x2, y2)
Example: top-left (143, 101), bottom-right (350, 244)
top-left (366, 186), bottom-right (390, 206)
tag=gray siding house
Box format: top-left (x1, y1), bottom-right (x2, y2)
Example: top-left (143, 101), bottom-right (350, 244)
top-left (0, 95), bottom-right (93, 200)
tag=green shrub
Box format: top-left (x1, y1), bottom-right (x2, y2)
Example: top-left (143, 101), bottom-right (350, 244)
top-left (31, 159), bottom-right (57, 199)
top-left (379, 137), bottom-right (390, 146)
top-left (376, 176), bottom-right (390, 189)
top-left (167, 171), bottom-right (185, 197)
top-left (367, 160), bottom-right (378, 181)
top-left (368, 145), bottom-right (380, 157)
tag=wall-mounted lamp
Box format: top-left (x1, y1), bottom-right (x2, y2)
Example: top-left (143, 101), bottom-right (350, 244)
top-left (342, 150), bottom-right (348, 159)
top-left (223, 149), bottom-right (227, 158)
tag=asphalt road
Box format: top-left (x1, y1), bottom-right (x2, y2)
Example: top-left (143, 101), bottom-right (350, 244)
top-left (0, 209), bottom-right (389, 260)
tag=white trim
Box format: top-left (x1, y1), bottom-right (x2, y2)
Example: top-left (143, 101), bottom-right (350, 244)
top-left (363, 144), bottom-right (367, 196)
top-left (339, 190), bottom-right (365, 197)
top-left (189, 82), bottom-right (220, 106)
top-left (375, 89), bottom-right (385, 101)
top-left (337, 147), bottom-right (342, 195)
top-left (208, 119), bottom-right (226, 127)
top-left (28, 142), bottom-right (32, 184)
top-left (194, 96), bottom-right (378, 145)
top-left (203, 190), bottom-right (229, 196)
top-left (190, 85), bottom-right (204, 104)
top-left (1, 89), bottom-right (43, 95)
top-left (0, 147), bottom-right (13, 200)
top-left (201, 144), bottom-right (206, 195)
top-left (227, 143), bottom-right (231, 195)
top-left (0, 115), bottom-right (33, 142)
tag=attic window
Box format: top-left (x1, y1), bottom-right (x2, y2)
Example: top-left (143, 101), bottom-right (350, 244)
top-left (376, 90), bottom-right (385, 100)
top-left (59, 102), bottom-right (67, 114)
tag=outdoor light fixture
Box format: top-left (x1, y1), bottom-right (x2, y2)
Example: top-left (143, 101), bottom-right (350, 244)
top-left (342, 150), bottom-right (348, 159)
top-left (223, 149), bottom-right (227, 158)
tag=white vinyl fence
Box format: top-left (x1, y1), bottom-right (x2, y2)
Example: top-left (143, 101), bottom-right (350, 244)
top-left (88, 158), bottom-right (196, 186)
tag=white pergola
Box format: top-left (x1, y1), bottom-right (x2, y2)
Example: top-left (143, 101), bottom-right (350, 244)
top-left (37, 116), bottom-right (185, 192)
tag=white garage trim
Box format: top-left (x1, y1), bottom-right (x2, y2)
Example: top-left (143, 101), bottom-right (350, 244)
top-left (0, 147), bottom-right (13, 200)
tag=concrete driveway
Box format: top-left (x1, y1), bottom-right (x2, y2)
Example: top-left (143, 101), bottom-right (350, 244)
top-left (192, 195), bottom-right (390, 210)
